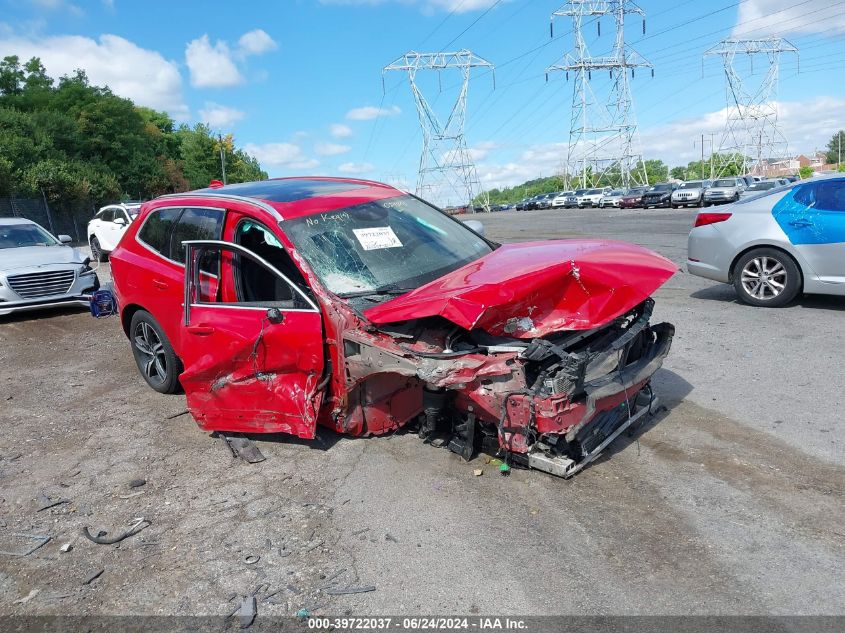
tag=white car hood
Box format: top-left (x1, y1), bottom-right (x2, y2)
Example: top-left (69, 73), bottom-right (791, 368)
top-left (0, 245), bottom-right (85, 272)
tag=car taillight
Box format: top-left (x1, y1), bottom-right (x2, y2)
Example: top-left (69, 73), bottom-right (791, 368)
top-left (694, 212), bottom-right (732, 227)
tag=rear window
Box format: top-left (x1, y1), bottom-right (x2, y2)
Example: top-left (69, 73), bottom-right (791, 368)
top-left (138, 208), bottom-right (182, 254)
top-left (169, 208), bottom-right (225, 264)
top-left (713, 179), bottom-right (737, 187)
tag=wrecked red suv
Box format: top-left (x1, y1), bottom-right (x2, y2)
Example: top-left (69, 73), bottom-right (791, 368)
top-left (110, 178), bottom-right (676, 477)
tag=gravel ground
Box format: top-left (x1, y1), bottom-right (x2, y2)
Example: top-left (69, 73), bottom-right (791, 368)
top-left (0, 206), bottom-right (842, 617)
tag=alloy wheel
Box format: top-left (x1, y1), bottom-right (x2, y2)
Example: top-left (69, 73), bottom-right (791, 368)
top-left (740, 256), bottom-right (787, 301)
top-left (133, 321), bottom-right (167, 385)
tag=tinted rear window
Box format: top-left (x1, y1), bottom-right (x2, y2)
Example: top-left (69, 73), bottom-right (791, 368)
top-left (138, 208), bottom-right (182, 254)
top-left (169, 208), bottom-right (225, 264)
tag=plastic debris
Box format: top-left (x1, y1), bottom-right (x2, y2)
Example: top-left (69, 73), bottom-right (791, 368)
top-left (0, 533), bottom-right (51, 557)
top-left (296, 608), bottom-right (310, 620)
top-left (82, 517), bottom-right (149, 545)
top-left (59, 543), bottom-right (73, 553)
top-left (385, 533), bottom-right (398, 543)
top-left (499, 463), bottom-right (511, 476)
top-left (237, 596), bottom-right (257, 629)
top-left (221, 434), bottom-right (266, 463)
top-left (37, 498), bottom-right (70, 512)
top-left (323, 585), bottom-right (376, 596)
top-left (244, 555), bottom-right (260, 565)
top-left (473, 469), bottom-right (483, 477)
top-left (83, 568), bottom-right (104, 585)
top-left (129, 479), bottom-right (146, 488)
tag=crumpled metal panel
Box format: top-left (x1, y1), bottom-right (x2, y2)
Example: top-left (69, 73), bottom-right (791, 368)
top-left (363, 239), bottom-right (677, 338)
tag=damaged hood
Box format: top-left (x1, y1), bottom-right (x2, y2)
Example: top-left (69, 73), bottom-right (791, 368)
top-left (363, 239), bottom-right (677, 338)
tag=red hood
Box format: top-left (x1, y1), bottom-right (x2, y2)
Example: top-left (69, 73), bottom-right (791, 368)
top-left (363, 239), bottom-right (677, 338)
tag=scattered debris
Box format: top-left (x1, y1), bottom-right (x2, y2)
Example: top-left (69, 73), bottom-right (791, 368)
top-left (244, 555), bottom-right (260, 565)
top-left (262, 589), bottom-right (283, 603)
top-left (0, 533), bottom-right (51, 557)
top-left (165, 410), bottom-right (189, 420)
top-left (222, 434), bottom-right (266, 464)
top-left (303, 540), bottom-right (323, 552)
top-left (473, 468), bottom-right (483, 477)
top-left (83, 568), bottom-right (104, 585)
top-left (385, 533), bottom-right (398, 543)
top-left (323, 585), bottom-right (376, 596)
top-left (129, 478), bottom-right (146, 488)
top-left (13, 589), bottom-right (40, 605)
top-left (37, 498), bottom-right (70, 512)
top-left (286, 584), bottom-right (301, 595)
top-left (119, 491), bottom-right (144, 500)
top-left (296, 608), bottom-right (309, 620)
top-left (82, 517), bottom-right (149, 545)
top-left (237, 596), bottom-right (257, 629)
top-left (499, 463), bottom-right (511, 476)
top-left (322, 568), bottom-right (347, 586)
top-left (59, 542), bottom-right (73, 553)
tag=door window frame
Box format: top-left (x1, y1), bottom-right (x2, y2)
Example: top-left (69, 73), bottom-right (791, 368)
top-left (183, 239), bottom-right (320, 326)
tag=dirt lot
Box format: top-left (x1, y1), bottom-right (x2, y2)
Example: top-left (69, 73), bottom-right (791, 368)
top-left (0, 206), bottom-right (843, 617)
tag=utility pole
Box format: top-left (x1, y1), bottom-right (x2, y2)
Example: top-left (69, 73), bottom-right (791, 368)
top-left (218, 134), bottom-right (227, 185)
top-left (704, 38), bottom-right (798, 178)
top-left (384, 50), bottom-right (494, 210)
top-left (547, 1), bottom-right (652, 189)
top-left (694, 134), bottom-right (715, 180)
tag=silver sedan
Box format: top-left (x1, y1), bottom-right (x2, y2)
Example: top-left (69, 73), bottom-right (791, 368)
top-left (0, 218), bottom-right (99, 316)
top-left (687, 175), bottom-right (845, 307)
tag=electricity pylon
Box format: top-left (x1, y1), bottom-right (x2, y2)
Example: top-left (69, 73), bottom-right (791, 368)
top-left (548, 1), bottom-right (652, 189)
top-left (704, 38), bottom-right (798, 178)
top-left (384, 50), bottom-right (494, 210)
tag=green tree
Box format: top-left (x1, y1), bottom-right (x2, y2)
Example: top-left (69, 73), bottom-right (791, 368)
top-left (643, 159), bottom-right (669, 184)
top-left (670, 166), bottom-right (686, 180)
top-left (825, 130), bottom-right (845, 166)
top-left (798, 165), bottom-right (814, 179)
top-left (0, 56), bottom-right (25, 96)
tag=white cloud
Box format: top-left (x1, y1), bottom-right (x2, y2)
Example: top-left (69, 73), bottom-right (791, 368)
top-left (0, 33), bottom-right (189, 120)
top-left (29, 0), bottom-right (83, 16)
top-left (346, 105), bottom-right (401, 120)
top-left (243, 142), bottom-right (320, 172)
top-left (734, 0), bottom-right (845, 37)
top-left (473, 96), bottom-right (845, 190)
top-left (198, 102), bottom-right (245, 128)
top-left (315, 142), bottom-right (352, 156)
top-left (237, 29), bottom-right (277, 56)
top-left (338, 162), bottom-right (375, 174)
top-left (185, 35), bottom-right (243, 88)
top-left (318, 0), bottom-right (499, 13)
top-left (330, 123), bottom-right (353, 138)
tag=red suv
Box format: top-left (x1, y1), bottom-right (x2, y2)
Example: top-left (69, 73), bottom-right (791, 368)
top-left (110, 178), bottom-right (676, 477)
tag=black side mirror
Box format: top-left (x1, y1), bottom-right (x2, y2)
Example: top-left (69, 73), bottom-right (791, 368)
top-left (266, 308), bottom-right (285, 325)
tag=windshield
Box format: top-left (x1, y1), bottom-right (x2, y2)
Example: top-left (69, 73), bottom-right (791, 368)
top-left (649, 184), bottom-right (671, 192)
top-left (284, 195), bottom-right (493, 297)
top-left (587, 189), bottom-right (603, 195)
top-left (713, 179), bottom-right (737, 187)
top-left (573, 189), bottom-right (588, 195)
top-left (608, 189), bottom-right (624, 196)
top-left (680, 181), bottom-right (704, 189)
top-left (625, 188), bottom-right (646, 196)
top-left (0, 223), bottom-right (60, 249)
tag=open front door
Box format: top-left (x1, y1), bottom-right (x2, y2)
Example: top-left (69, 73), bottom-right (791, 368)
top-left (179, 240), bottom-right (325, 438)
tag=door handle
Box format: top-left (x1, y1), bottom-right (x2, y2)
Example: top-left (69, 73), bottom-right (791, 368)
top-left (152, 279), bottom-right (168, 290)
top-left (789, 219), bottom-right (813, 228)
top-left (186, 325), bottom-right (215, 336)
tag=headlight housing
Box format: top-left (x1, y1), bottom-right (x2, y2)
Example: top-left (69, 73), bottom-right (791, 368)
top-left (79, 257), bottom-right (95, 275)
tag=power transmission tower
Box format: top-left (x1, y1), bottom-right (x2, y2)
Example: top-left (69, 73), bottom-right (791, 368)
top-left (704, 38), bottom-right (798, 178)
top-left (548, 1), bottom-right (652, 189)
top-left (384, 50), bottom-right (494, 210)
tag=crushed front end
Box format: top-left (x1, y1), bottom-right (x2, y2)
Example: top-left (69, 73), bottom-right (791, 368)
top-left (335, 299), bottom-right (673, 478)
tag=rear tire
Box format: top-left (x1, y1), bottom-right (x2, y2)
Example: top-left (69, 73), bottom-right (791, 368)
top-left (732, 248), bottom-right (801, 308)
top-left (90, 236), bottom-right (106, 262)
top-left (129, 310), bottom-right (183, 394)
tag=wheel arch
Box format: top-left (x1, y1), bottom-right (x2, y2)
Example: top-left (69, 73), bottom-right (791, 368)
top-left (120, 303), bottom-right (144, 338)
top-left (728, 243), bottom-right (805, 291)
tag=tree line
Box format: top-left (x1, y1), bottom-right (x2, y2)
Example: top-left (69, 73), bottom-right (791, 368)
top-left (0, 55), bottom-right (267, 211)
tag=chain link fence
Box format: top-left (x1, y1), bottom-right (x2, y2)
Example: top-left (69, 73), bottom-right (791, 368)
top-left (0, 196), bottom-right (97, 245)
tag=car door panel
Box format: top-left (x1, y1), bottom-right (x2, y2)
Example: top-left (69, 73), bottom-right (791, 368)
top-left (773, 180), bottom-right (845, 282)
top-left (178, 241), bottom-right (325, 438)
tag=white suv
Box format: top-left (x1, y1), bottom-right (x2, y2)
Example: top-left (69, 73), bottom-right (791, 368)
top-left (87, 203), bottom-right (142, 261)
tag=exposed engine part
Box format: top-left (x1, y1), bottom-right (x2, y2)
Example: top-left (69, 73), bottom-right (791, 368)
top-left (420, 387), bottom-right (448, 440)
top-left (447, 407), bottom-right (477, 461)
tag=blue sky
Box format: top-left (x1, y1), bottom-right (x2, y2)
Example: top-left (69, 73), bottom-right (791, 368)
top-left (1, 0), bottom-right (844, 193)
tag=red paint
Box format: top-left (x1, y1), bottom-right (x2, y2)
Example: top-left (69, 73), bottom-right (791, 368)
top-left (364, 240), bottom-right (677, 336)
top-left (694, 212), bottom-right (732, 227)
top-left (110, 178), bottom-right (674, 468)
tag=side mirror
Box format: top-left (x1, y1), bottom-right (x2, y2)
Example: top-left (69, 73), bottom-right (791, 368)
top-left (462, 219), bottom-right (485, 237)
top-left (58, 235), bottom-right (72, 244)
top-left (266, 307), bottom-right (285, 325)
top-left (113, 217), bottom-right (126, 226)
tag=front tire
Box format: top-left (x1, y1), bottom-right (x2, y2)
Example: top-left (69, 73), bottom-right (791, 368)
top-left (733, 248), bottom-right (801, 308)
top-left (90, 236), bottom-right (106, 262)
top-left (130, 310), bottom-right (183, 394)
